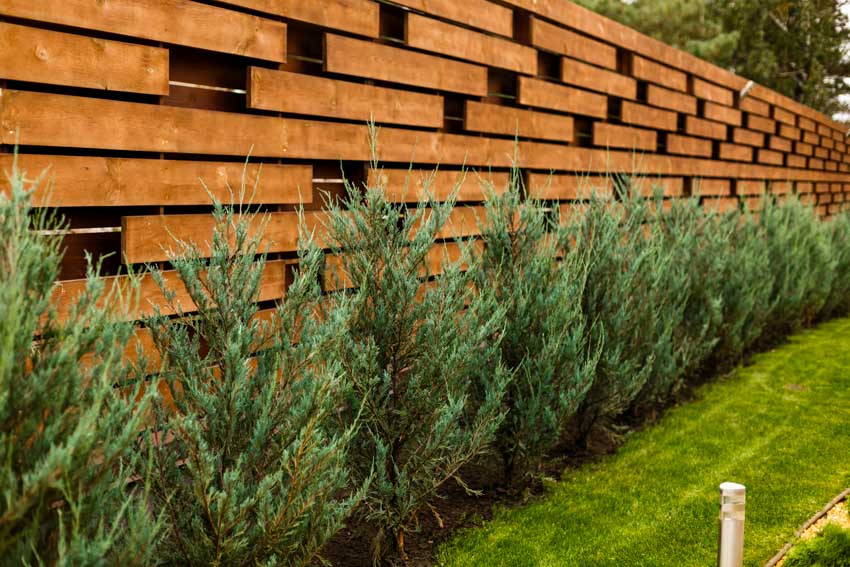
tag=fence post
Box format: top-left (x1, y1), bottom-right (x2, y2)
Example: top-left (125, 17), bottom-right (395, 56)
top-left (718, 482), bottom-right (746, 567)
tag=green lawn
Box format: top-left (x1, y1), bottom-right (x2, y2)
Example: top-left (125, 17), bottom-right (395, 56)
top-left (439, 317), bottom-right (850, 566)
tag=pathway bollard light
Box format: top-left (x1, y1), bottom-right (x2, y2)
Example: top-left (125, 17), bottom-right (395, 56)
top-left (718, 482), bottom-right (746, 567)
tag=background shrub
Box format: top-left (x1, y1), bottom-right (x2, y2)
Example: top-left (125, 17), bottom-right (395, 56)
top-left (784, 524), bottom-right (850, 567)
top-left (323, 154), bottom-right (509, 561)
top-left (0, 161), bottom-right (159, 565)
top-left (141, 199), bottom-right (357, 566)
top-left (474, 169), bottom-right (596, 484)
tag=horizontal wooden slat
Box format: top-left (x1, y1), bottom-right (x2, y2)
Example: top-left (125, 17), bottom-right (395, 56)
top-left (464, 101), bottom-right (573, 142)
top-left (561, 57), bottom-right (636, 99)
top-left (757, 149), bottom-right (783, 166)
top-left (693, 178), bottom-right (731, 196)
top-left (122, 212), bottom-right (328, 264)
top-left (719, 143), bottom-right (752, 162)
top-left (796, 142), bottom-right (814, 156)
top-left (803, 131), bottom-right (820, 145)
top-left (647, 84), bottom-right (696, 114)
top-left (732, 129), bottom-right (765, 147)
top-left (527, 174), bottom-right (613, 200)
top-left (737, 180), bottom-right (766, 195)
top-left (390, 0), bottom-right (513, 36)
top-left (630, 176), bottom-right (684, 197)
top-left (415, 206), bottom-right (484, 240)
top-left (632, 56), bottom-right (687, 91)
top-left (0, 155), bottom-right (312, 206)
top-left (739, 97), bottom-right (770, 117)
top-left (52, 260), bottom-right (287, 321)
top-left (367, 168), bottom-right (510, 202)
top-left (215, 0), bottom-right (378, 37)
top-left (747, 114), bottom-right (777, 134)
top-left (0, 0), bottom-right (286, 62)
top-left (768, 136), bottom-right (792, 153)
top-left (248, 67), bottom-right (443, 128)
top-left (666, 134), bottom-right (712, 157)
top-left (684, 116), bottom-right (727, 140)
top-left (703, 102), bottom-right (742, 126)
top-left (620, 101), bottom-right (677, 131)
top-left (773, 107), bottom-right (796, 126)
top-left (529, 16), bottom-right (617, 70)
top-left (324, 34), bottom-right (487, 96)
top-left (518, 77), bottom-right (608, 118)
top-left (405, 13), bottom-right (536, 74)
top-left (692, 78), bottom-right (733, 106)
top-left (0, 22), bottom-right (168, 95)
top-left (593, 123), bottom-right (656, 151)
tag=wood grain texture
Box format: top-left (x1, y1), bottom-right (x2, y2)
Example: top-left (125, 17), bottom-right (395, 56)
top-left (632, 56), bottom-right (687, 91)
top-left (214, 0), bottom-right (378, 37)
top-left (561, 57), bottom-right (636, 99)
top-left (0, 0), bottom-right (286, 62)
top-left (368, 168), bottom-right (510, 202)
top-left (527, 174), bottom-right (613, 199)
top-left (405, 13), bottom-right (536, 74)
top-left (52, 261), bottom-right (287, 320)
top-left (248, 67), bottom-right (444, 128)
top-left (122, 212), bottom-right (328, 264)
top-left (692, 78), bottom-right (733, 106)
top-left (391, 0), bottom-right (513, 36)
top-left (1, 155), bottom-right (312, 206)
top-left (666, 134), bottom-right (712, 157)
top-left (518, 77), bottom-right (608, 119)
top-left (529, 16), bottom-right (617, 70)
top-left (593, 123), bottom-right (657, 151)
top-left (620, 101), bottom-right (678, 131)
top-left (324, 34), bottom-right (487, 96)
top-left (685, 116), bottom-right (727, 140)
top-left (0, 22), bottom-right (168, 95)
top-left (703, 102), bottom-right (742, 126)
top-left (464, 101), bottom-right (574, 142)
top-left (647, 85), bottom-right (696, 114)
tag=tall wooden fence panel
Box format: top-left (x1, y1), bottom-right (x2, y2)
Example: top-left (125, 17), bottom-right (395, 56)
top-left (2, 0), bottom-right (849, 334)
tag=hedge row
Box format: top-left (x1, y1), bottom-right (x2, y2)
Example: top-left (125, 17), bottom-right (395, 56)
top-left (3, 147), bottom-right (850, 565)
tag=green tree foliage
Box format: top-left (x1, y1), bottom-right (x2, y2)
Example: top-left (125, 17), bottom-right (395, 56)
top-left (473, 169), bottom-right (597, 484)
top-left (0, 161), bottom-right (159, 565)
top-left (573, 0), bottom-right (850, 115)
top-left (141, 197), bottom-right (357, 565)
top-left (323, 145), bottom-right (509, 561)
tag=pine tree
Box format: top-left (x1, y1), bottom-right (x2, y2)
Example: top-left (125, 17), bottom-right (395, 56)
top-left (323, 130), bottom-right (509, 561)
top-left (0, 159), bottom-right (160, 565)
top-left (473, 168), bottom-right (596, 484)
top-left (141, 194), bottom-right (358, 565)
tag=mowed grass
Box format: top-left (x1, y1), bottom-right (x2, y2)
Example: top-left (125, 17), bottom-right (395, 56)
top-left (439, 317), bottom-right (850, 566)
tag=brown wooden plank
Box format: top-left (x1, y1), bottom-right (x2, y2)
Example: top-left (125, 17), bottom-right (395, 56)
top-left (692, 78), bottom-right (733, 106)
top-left (529, 16), bottom-right (616, 70)
top-left (757, 149), bottom-right (783, 166)
top-left (647, 84), bottom-right (696, 114)
top-left (747, 114), bottom-right (777, 134)
top-left (779, 124), bottom-right (801, 140)
top-left (367, 168), bottom-right (510, 202)
top-left (561, 57), bottom-right (636, 99)
top-left (0, 0), bottom-right (286, 62)
top-left (391, 0), bottom-right (513, 36)
top-left (52, 260), bottom-right (287, 321)
top-left (405, 13), bottom-right (536, 74)
top-left (796, 142), bottom-right (814, 156)
top-left (632, 56), bottom-right (687, 91)
top-left (719, 143), bottom-right (752, 162)
top-left (787, 155), bottom-right (807, 168)
top-left (803, 131), bottom-right (820, 145)
top-left (527, 174), bottom-right (613, 200)
top-left (768, 136), bottom-right (792, 153)
top-left (215, 0), bottom-right (378, 37)
top-left (248, 67), bottom-right (443, 128)
top-left (703, 102), bottom-right (742, 126)
top-left (324, 34), bottom-right (487, 96)
top-left (773, 107), bottom-right (795, 126)
top-left (465, 101), bottom-right (573, 142)
top-left (685, 116), bottom-right (727, 140)
top-left (666, 134), bottom-right (712, 157)
top-left (630, 177), bottom-right (684, 197)
top-left (593, 123), bottom-right (656, 151)
top-left (799, 117), bottom-right (817, 131)
top-left (620, 101), bottom-right (677, 131)
top-left (693, 178), bottom-right (731, 196)
top-left (122, 211), bottom-right (328, 264)
top-left (732, 128), bottom-right (765, 147)
top-left (739, 97), bottom-right (770, 117)
top-left (737, 180), bottom-right (766, 195)
top-left (518, 77), bottom-right (608, 118)
top-left (0, 155), bottom-right (312, 206)
top-left (0, 22), bottom-right (168, 95)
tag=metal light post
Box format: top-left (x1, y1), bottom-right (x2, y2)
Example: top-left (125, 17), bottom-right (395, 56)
top-left (718, 482), bottom-right (746, 567)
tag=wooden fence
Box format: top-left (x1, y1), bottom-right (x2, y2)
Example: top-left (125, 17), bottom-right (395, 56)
top-left (2, 0), bottom-right (850, 337)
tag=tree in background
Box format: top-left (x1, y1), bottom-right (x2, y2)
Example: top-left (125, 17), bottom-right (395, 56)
top-left (573, 0), bottom-right (850, 116)
top-left (0, 160), bottom-right (160, 565)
